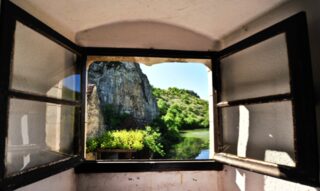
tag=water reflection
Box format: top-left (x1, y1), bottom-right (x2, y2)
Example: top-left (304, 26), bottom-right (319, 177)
top-left (196, 149), bottom-right (209, 159)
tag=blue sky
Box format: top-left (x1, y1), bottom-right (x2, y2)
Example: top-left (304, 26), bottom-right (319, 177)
top-left (63, 74), bottom-right (81, 92)
top-left (140, 62), bottom-right (209, 100)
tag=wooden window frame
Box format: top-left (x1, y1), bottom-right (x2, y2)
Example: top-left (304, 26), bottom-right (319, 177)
top-left (212, 12), bottom-right (319, 186)
top-left (0, 2), bottom-right (84, 190)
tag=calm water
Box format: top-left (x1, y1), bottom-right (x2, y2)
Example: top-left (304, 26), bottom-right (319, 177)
top-left (196, 149), bottom-right (209, 159)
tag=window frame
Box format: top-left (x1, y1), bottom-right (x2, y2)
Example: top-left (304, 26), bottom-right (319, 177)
top-left (0, 2), bottom-right (85, 190)
top-left (78, 48), bottom-right (223, 171)
top-left (212, 12), bottom-right (319, 186)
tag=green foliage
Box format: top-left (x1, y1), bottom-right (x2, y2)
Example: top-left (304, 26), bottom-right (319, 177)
top-left (98, 130), bottom-right (145, 150)
top-left (146, 86), bottom-right (210, 159)
top-left (87, 86), bottom-right (209, 159)
top-left (86, 128), bottom-right (165, 156)
top-left (144, 126), bottom-right (165, 156)
top-left (152, 87), bottom-right (209, 130)
top-left (86, 137), bottom-right (100, 152)
top-left (148, 118), bottom-right (181, 158)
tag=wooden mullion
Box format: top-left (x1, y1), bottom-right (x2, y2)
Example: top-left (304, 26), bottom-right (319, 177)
top-left (212, 57), bottom-right (223, 153)
top-left (0, 0), bottom-right (16, 183)
top-left (9, 90), bottom-right (80, 106)
top-left (285, 13), bottom-right (318, 182)
top-left (79, 54), bottom-right (87, 158)
top-left (217, 93), bottom-right (292, 108)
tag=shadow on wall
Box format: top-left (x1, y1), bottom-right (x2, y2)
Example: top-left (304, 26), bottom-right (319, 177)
top-left (222, 166), bottom-right (320, 191)
top-left (75, 20), bottom-right (221, 51)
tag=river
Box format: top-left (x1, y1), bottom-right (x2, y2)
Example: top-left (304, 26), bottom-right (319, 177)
top-left (196, 149), bottom-right (209, 159)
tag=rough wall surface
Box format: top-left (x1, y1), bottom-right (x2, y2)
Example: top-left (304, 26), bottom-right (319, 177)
top-left (77, 171), bottom-right (221, 191)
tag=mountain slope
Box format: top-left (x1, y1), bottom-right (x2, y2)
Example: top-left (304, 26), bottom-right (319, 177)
top-left (152, 87), bottom-right (209, 130)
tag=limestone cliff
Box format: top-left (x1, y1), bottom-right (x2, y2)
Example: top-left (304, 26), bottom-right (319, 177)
top-left (87, 61), bottom-right (159, 138)
top-left (87, 85), bottom-right (105, 138)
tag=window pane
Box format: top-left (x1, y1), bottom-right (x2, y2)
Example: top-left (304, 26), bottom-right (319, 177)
top-left (221, 101), bottom-right (295, 167)
top-left (5, 98), bottom-right (76, 176)
top-left (11, 22), bottom-right (80, 101)
top-left (220, 34), bottom-right (290, 101)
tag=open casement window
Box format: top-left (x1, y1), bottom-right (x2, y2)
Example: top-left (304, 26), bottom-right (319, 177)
top-left (0, 2), bottom-right (85, 190)
top-left (212, 12), bottom-right (318, 185)
top-left (0, 0), bottom-right (318, 189)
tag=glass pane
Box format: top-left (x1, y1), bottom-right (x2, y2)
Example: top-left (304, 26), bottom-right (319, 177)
top-left (85, 60), bottom-right (211, 160)
top-left (221, 34), bottom-right (290, 101)
top-left (6, 98), bottom-right (76, 176)
top-left (222, 101), bottom-right (295, 167)
top-left (11, 22), bottom-right (80, 101)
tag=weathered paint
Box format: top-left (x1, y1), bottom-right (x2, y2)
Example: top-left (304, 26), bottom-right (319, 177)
top-left (77, 171), bottom-right (220, 191)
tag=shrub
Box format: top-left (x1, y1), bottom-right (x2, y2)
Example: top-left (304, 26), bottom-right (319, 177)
top-left (86, 128), bottom-right (165, 156)
top-left (99, 130), bottom-right (144, 150)
top-left (86, 137), bottom-right (100, 152)
top-left (144, 126), bottom-right (165, 156)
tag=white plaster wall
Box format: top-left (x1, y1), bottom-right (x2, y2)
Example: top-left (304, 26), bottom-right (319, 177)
top-left (16, 169), bottom-right (76, 191)
top-left (220, 0), bottom-right (320, 190)
top-left (77, 171), bottom-right (221, 191)
top-left (11, 0), bottom-right (289, 50)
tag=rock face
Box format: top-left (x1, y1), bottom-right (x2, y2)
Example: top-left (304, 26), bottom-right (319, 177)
top-left (87, 61), bottom-right (159, 138)
top-left (87, 85), bottom-right (105, 138)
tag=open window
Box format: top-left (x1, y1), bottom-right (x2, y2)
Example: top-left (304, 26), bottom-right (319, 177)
top-left (212, 12), bottom-right (318, 185)
top-left (0, 2), bottom-right (84, 190)
top-left (0, 0), bottom-right (318, 189)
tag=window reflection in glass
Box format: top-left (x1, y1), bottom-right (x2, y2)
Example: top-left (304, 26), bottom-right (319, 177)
top-left (222, 101), bottom-right (295, 167)
top-left (11, 22), bottom-right (80, 101)
top-left (5, 98), bottom-right (75, 176)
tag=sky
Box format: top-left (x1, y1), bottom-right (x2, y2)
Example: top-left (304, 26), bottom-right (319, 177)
top-left (63, 74), bottom-right (81, 92)
top-left (140, 62), bottom-right (209, 100)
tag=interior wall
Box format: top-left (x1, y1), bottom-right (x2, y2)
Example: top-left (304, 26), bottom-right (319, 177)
top-left (77, 171), bottom-right (221, 191)
top-left (221, 166), bottom-right (320, 191)
top-left (220, 0), bottom-right (320, 190)
top-left (15, 169), bottom-right (76, 191)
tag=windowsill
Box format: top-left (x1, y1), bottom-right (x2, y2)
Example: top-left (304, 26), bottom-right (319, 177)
top-left (213, 153), bottom-right (320, 187)
top-left (75, 160), bottom-right (223, 173)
